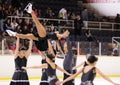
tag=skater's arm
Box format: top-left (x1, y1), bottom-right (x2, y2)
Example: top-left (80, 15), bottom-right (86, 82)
top-left (55, 30), bottom-right (70, 40)
top-left (46, 57), bottom-right (57, 69)
top-left (14, 37), bottom-right (19, 58)
top-left (56, 41), bottom-right (64, 55)
top-left (48, 40), bottom-right (56, 57)
top-left (57, 68), bottom-right (83, 85)
top-left (72, 61), bottom-right (85, 70)
top-left (25, 39), bottom-right (33, 58)
top-left (96, 68), bottom-right (120, 85)
top-left (16, 33), bottom-right (38, 41)
top-left (56, 65), bottom-right (71, 76)
top-left (22, 64), bottom-right (47, 70)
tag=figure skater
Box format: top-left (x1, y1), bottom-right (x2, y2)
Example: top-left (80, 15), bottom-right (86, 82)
top-left (22, 53), bottom-right (71, 85)
top-left (57, 55), bottom-right (120, 85)
top-left (10, 37), bottom-right (33, 85)
top-left (6, 3), bottom-right (69, 85)
top-left (63, 37), bottom-right (74, 85)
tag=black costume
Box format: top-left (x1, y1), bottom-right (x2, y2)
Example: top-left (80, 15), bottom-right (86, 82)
top-left (33, 31), bottom-right (58, 51)
top-left (34, 36), bottom-right (48, 51)
top-left (10, 56), bottom-right (29, 85)
top-left (47, 32), bottom-right (58, 40)
top-left (81, 67), bottom-right (96, 85)
top-left (46, 63), bottom-right (58, 85)
top-left (39, 59), bottom-right (49, 85)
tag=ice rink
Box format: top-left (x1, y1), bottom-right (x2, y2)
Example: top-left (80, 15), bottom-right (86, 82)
top-left (0, 78), bottom-right (120, 85)
top-left (0, 55), bottom-right (120, 85)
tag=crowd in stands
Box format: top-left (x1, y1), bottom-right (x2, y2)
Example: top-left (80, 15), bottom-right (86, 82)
top-left (0, 0), bottom-right (120, 55)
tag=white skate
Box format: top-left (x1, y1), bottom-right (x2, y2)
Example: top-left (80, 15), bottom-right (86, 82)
top-left (6, 30), bottom-right (16, 36)
top-left (24, 3), bottom-right (33, 13)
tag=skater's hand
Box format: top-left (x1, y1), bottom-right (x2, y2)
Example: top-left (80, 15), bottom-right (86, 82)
top-left (67, 73), bottom-right (72, 76)
top-left (22, 66), bottom-right (27, 70)
top-left (55, 81), bottom-right (63, 85)
top-left (72, 67), bottom-right (76, 70)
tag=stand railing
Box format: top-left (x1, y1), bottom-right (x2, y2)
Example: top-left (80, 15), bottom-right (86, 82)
top-left (83, 21), bottom-right (120, 31)
top-left (7, 16), bottom-right (74, 29)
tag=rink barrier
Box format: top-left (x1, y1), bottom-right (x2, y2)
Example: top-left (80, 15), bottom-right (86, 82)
top-left (0, 55), bottom-right (120, 80)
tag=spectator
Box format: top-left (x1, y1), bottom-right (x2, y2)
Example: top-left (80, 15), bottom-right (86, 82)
top-left (7, 5), bottom-right (13, 16)
top-left (34, 8), bottom-right (39, 17)
top-left (59, 8), bottom-right (67, 19)
top-left (11, 19), bottom-right (18, 30)
top-left (0, 5), bottom-right (4, 31)
top-left (112, 43), bottom-right (119, 56)
top-left (92, 13), bottom-right (99, 21)
top-left (81, 8), bottom-right (88, 21)
top-left (57, 25), bottom-right (62, 33)
top-left (85, 29), bottom-right (99, 47)
top-left (12, 7), bottom-right (17, 16)
top-left (15, 25), bottom-right (21, 33)
top-left (81, 8), bottom-right (88, 29)
top-left (3, 19), bottom-right (12, 30)
top-left (50, 23), bottom-right (55, 32)
top-left (21, 25), bottom-right (29, 34)
top-left (3, 7), bottom-right (8, 19)
top-left (47, 27), bottom-right (52, 32)
top-left (114, 14), bottom-right (120, 29)
top-left (29, 27), bottom-right (34, 33)
top-left (88, 10), bottom-right (94, 21)
top-left (70, 12), bottom-right (76, 20)
top-left (16, 7), bottom-right (23, 17)
top-left (27, 20), bottom-right (33, 29)
top-left (74, 14), bottom-right (84, 41)
top-left (38, 9), bottom-right (42, 18)
top-left (11, 0), bottom-right (21, 8)
top-left (1, 31), bottom-right (6, 39)
top-left (85, 29), bottom-right (94, 42)
top-left (17, 18), bottom-right (24, 28)
top-left (67, 11), bottom-right (71, 20)
top-left (19, 2), bottom-right (24, 10)
top-left (45, 7), bottom-right (54, 18)
top-left (86, 29), bottom-right (98, 53)
top-left (20, 25), bottom-right (29, 48)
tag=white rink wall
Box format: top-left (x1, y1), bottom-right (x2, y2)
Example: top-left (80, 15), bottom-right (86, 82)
top-left (86, 3), bottom-right (120, 16)
top-left (0, 55), bottom-right (120, 78)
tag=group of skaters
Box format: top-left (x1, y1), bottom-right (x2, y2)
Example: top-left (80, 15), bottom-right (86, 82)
top-left (6, 3), bottom-right (120, 85)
